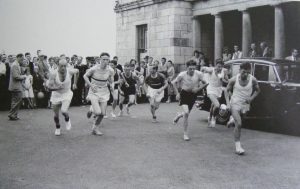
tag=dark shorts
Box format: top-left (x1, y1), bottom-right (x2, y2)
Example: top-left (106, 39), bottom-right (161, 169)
top-left (120, 85), bottom-right (136, 97)
top-left (179, 90), bottom-right (197, 111)
top-left (114, 84), bottom-right (119, 90)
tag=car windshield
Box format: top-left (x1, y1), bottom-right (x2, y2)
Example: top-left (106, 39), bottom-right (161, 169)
top-left (276, 64), bottom-right (300, 83)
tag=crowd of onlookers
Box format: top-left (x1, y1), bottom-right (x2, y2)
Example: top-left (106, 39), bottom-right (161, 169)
top-left (0, 44), bottom-right (298, 111)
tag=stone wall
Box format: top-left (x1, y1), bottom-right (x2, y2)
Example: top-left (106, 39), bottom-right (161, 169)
top-left (116, 0), bottom-right (194, 68)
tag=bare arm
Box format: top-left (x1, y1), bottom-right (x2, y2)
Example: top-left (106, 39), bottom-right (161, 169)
top-left (248, 78), bottom-right (260, 103)
top-left (225, 77), bottom-right (236, 107)
top-left (171, 74), bottom-right (183, 100)
top-left (70, 68), bottom-right (79, 90)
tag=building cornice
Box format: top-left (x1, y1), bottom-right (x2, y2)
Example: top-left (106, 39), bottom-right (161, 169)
top-left (114, 0), bottom-right (199, 13)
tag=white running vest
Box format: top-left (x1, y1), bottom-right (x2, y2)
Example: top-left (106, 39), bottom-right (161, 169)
top-left (53, 70), bottom-right (71, 94)
top-left (230, 74), bottom-right (253, 105)
top-left (206, 68), bottom-right (224, 97)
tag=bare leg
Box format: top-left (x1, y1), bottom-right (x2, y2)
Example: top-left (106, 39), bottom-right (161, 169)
top-left (53, 103), bottom-right (61, 135)
top-left (231, 108), bottom-right (245, 154)
top-left (61, 100), bottom-right (72, 130)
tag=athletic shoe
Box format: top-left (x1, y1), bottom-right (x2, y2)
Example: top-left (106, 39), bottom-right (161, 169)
top-left (104, 115), bottom-right (108, 119)
top-left (111, 112), bottom-right (116, 118)
top-left (87, 111), bottom-right (92, 119)
top-left (92, 126), bottom-right (103, 136)
top-left (226, 116), bottom-right (235, 128)
top-left (209, 117), bottom-right (216, 128)
top-left (235, 146), bottom-right (245, 155)
top-left (183, 134), bottom-right (190, 141)
top-left (65, 119), bottom-right (72, 130)
top-left (152, 116), bottom-right (158, 123)
top-left (55, 129), bottom-right (61, 136)
top-left (166, 100), bottom-right (171, 103)
top-left (118, 111), bottom-right (123, 117)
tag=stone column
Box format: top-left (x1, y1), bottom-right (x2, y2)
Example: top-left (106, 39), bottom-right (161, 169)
top-left (192, 16), bottom-right (201, 50)
top-left (214, 13), bottom-right (223, 60)
top-left (274, 4), bottom-right (285, 59)
top-left (242, 9), bottom-right (252, 57)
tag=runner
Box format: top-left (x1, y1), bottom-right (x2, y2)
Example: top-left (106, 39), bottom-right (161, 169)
top-left (109, 59), bottom-right (122, 118)
top-left (83, 52), bottom-right (114, 136)
top-left (201, 59), bottom-right (228, 127)
top-left (144, 62), bottom-right (168, 123)
top-left (225, 62), bottom-right (260, 155)
top-left (172, 60), bottom-right (208, 141)
top-left (46, 58), bottom-right (78, 136)
top-left (118, 62), bottom-right (140, 117)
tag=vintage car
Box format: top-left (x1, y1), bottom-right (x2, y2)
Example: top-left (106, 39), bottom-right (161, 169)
top-left (197, 58), bottom-right (300, 136)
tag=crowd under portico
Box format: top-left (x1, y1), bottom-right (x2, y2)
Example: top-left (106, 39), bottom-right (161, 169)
top-left (193, 0), bottom-right (300, 61)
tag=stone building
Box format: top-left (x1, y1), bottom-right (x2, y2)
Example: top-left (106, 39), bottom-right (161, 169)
top-left (115, 0), bottom-right (300, 70)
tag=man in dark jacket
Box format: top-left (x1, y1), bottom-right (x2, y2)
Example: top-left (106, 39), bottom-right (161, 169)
top-left (8, 54), bottom-right (26, 120)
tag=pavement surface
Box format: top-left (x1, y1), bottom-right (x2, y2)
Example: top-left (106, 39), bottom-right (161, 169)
top-left (0, 103), bottom-right (300, 189)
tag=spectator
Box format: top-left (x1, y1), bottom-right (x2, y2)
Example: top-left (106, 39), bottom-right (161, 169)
top-left (285, 49), bottom-right (299, 61)
top-left (232, 45), bottom-right (242, 60)
top-left (114, 56), bottom-right (123, 72)
top-left (8, 53), bottom-right (26, 120)
top-left (248, 43), bottom-right (258, 58)
top-left (22, 68), bottom-right (34, 109)
top-left (222, 46), bottom-right (232, 61)
top-left (158, 57), bottom-right (168, 77)
top-left (166, 60), bottom-right (175, 103)
top-left (260, 41), bottom-right (272, 58)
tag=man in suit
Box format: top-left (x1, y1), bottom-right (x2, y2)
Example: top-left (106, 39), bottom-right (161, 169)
top-left (8, 53), bottom-right (26, 120)
top-left (248, 43), bottom-right (258, 58)
top-left (285, 49), bottom-right (299, 61)
top-left (260, 41), bottom-right (272, 58)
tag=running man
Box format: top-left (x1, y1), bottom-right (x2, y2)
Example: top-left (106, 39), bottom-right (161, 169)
top-left (144, 63), bottom-right (168, 122)
top-left (172, 60), bottom-right (208, 141)
top-left (118, 62), bottom-right (140, 117)
top-left (109, 59), bottom-right (122, 118)
top-left (225, 62), bottom-right (260, 155)
top-left (46, 59), bottom-right (79, 136)
top-left (201, 59), bottom-right (228, 127)
top-left (83, 52), bottom-right (114, 136)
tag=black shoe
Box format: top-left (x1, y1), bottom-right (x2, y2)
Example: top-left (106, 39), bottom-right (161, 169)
top-left (8, 116), bottom-right (19, 121)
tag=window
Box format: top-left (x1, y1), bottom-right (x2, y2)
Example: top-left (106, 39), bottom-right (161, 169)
top-left (231, 64), bottom-right (240, 77)
top-left (137, 24), bottom-right (147, 62)
top-left (254, 64), bottom-right (277, 82)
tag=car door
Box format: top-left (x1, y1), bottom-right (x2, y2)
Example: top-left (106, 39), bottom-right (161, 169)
top-left (248, 63), bottom-right (280, 118)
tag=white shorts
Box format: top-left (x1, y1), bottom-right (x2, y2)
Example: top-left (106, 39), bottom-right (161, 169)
top-left (50, 90), bottom-right (73, 105)
top-left (230, 102), bottom-right (250, 114)
top-left (86, 87), bottom-right (110, 103)
top-left (147, 87), bottom-right (164, 102)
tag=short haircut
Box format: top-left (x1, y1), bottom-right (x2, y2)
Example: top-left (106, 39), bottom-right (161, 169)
top-left (48, 57), bottom-right (53, 61)
top-left (110, 60), bottom-right (117, 65)
top-left (144, 55), bottom-right (149, 60)
top-left (240, 62), bottom-right (251, 70)
top-left (194, 50), bottom-right (200, 55)
top-left (25, 52), bottom-right (30, 56)
top-left (215, 58), bottom-right (224, 65)
top-left (100, 52), bottom-right (110, 58)
top-left (161, 57), bottom-right (166, 61)
top-left (130, 59), bottom-right (137, 65)
top-left (168, 60), bottom-right (173, 65)
top-left (16, 53), bottom-right (24, 58)
top-left (113, 56), bottom-right (118, 59)
top-left (186, 59), bottom-right (196, 67)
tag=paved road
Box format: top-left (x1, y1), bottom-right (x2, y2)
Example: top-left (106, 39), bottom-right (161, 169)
top-left (0, 103), bottom-right (300, 189)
